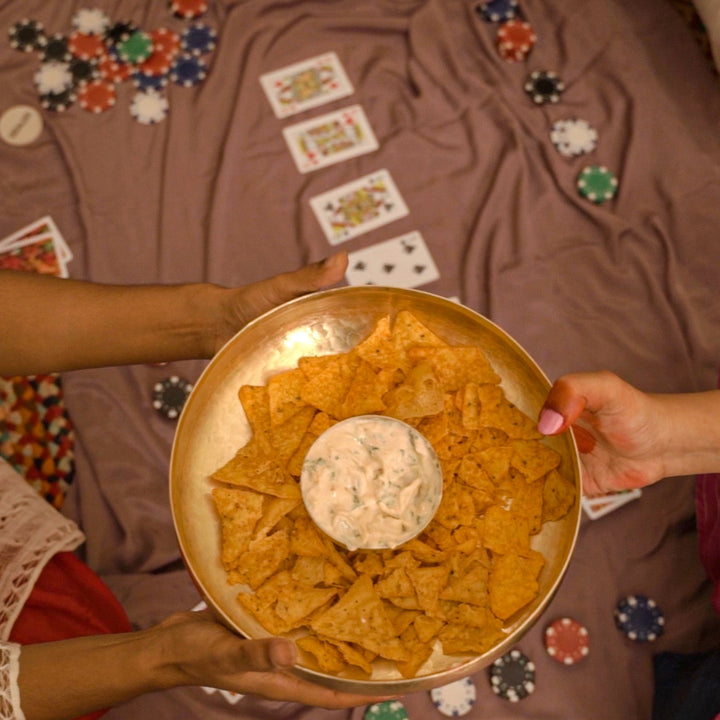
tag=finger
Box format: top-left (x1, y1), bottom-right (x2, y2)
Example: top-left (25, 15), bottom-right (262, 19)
top-left (224, 638), bottom-right (296, 673)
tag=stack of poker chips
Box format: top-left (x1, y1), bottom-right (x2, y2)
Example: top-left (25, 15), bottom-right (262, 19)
top-left (475, 0), bottom-right (619, 204)
top-left (8, 2), bottom-right (216, 124)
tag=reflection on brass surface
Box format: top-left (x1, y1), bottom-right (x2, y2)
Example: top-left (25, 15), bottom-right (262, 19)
top-left (170, 286), bottom-right (581, 694)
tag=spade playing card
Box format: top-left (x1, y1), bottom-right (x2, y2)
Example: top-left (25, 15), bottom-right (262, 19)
top-left (345, 231), bottom-right (440, 289)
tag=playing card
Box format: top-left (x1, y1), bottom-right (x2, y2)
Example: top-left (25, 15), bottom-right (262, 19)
top-left (582, 489), bottom-right (642, 520)
top-left (260, 52), bottom-right (354, 119)
top-left (345, 231), bottom-right (440, 289)
top-left (0, 234), bottom-right (68, 277)
top-left (309, 169), bottom-right (409, 245)
top-left (0, 215), bottom-right (72, 262)
top-left (283, 105), bottom-right (378, 173)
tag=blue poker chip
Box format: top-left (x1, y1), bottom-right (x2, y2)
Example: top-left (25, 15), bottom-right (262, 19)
top-left (180, 22), bottom-right (217, 56)
top-left (614, 594), bottom-right (665, 642)
top-left (488, 649), bottom-right (535, 702)
top-left (476, 0), bottom-right (519, 23)
top-left (170, 52), bottom-right (207, 86)
top-left (132, 71), bottom-right (168, 91)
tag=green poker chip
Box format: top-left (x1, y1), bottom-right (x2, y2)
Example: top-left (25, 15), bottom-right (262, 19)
top-left (577, 165), bottom-right (618, 204)
top-left (117, 31), bottom-right (154, 64)
top-left (364, 700), bottom-right (410, 720)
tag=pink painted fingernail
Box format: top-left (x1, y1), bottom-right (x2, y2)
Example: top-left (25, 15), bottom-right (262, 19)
top-left (538, 408), bottom-right (564, 435)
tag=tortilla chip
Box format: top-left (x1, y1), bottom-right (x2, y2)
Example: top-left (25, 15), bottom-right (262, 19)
top-left (267, 367), bottom-right (308, 426)
top-left (438, 620), bottom-right (505, 655)
top-left (488, 549), bottom-right (545, 620)
top-left (382, 362), bottom-right (444, 419)
top-left (243, 529), bottom-right (291, 590)
top-left (271, 405), bottom-right (316, 463)
top-left (407, 565), bottom-right (449, 615)
top-left (407, 347), bottom-right (501, 391)
top-left (542, 469), bottom-right (577, 522)
top-left (482, 505), bottom-right (530, 555)
top-left (238, 385), bottom-right (273, 450)
top-left (212, 486), bottom-right (264, 570)
top-left (476, 384), bottom-right (541, 439)
top-left (340, 360), bottom-right (390, 418)
top-left (509, 439), bottom-right (562, 482)
top-left (396, 624), bottom-right (434, 679)
top-left (296, 636), bottom-right (348, 674)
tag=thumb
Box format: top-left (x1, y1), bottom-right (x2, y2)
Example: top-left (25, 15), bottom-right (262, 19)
top-left (230, 637), bottom-right (297, 673)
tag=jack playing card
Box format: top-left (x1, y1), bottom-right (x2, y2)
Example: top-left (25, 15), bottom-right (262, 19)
top-left (260, 52), bottom-right (354, 119)
top-left (345, 231), bottom-right (441, 289)
top-left (309, 169), bottom-right (409, 245)
top-left (283, 105), bottom-right (378, 173)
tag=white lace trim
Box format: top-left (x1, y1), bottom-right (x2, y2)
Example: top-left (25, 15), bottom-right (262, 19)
top-left (0, 458), bottom-right (84, 642)
top-left (0, 642), bottom-right (25, 720)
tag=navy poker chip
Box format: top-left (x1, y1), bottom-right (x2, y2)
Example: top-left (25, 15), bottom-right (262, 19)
top-left (152, 376), bottom-right (193, 419)
top-left (614, 594), bottom-right (665, 642)
top-left (170, 52), bottom-right (207, 86)
top-left (488, 649), bottom-right (535, 702)
top-left (476, 0), bottom-right (519, 23)
top-left (180, 22), bottom-right (217, 56)
top-left (132, 71), bottom-right (168, 91)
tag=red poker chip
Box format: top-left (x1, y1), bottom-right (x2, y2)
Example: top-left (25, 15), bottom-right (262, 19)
top-left (68, 30), bottom-right (105, 60)
top-left (496, 20), bottom-right (537, 61)
top-left (78, 79), bottom-right (117, 113)
top-left (544, 617), bottom-right (589, 665)
top-left (150, 28), bottom-right (181, 58)
top-left (170, 0), bottom-right (208, 19)
top-left (138, 49), bottom-right (173, 77)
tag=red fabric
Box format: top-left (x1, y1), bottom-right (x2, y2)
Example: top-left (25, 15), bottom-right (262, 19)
top-left (695, 366), bottom-right (720, 618)
top-left (9, 551), bottom-right (132, 720)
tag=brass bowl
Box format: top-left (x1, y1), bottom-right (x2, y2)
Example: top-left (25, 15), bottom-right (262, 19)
top-left (169, 286), bottom-right (581, 694)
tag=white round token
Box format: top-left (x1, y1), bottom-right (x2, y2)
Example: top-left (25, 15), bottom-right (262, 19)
top-left (550, 118), bottom-right (598, 158)
top-left (0, 105), bottom-right (43, 146)
top-left (72, 8), bottom-right (110, 35)
top-left (130, 90), bottom-right (169, 125)
top-left (430, 676), bottom-right (476, 717)
top-left (34, 61), bottom-right (73, 95)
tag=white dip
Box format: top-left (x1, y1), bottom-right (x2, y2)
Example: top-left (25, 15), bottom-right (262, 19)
top-left (301, 415), bottom-right (443, 550)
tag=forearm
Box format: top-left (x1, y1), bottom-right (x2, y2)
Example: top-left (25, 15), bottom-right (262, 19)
top-left (653, 389), bottom-right (720, 479)
top-left (17, 629), bottom-right (179, 720)
top-left (0, 271), bottom-right (228, 375)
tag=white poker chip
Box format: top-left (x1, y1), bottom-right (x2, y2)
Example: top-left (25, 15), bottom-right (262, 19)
top-left (430, 676), bottom-right (476, 717)
top-left (130, 90), bottom-right (169, 125)
top-left (72, 8), bottom-right (111, 35)
top-left (34, 61), bottom-right (73, 95)
top-left (550, 118), bottom-right (598, 158)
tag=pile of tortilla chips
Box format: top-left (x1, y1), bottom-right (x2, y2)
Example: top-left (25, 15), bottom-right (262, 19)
top-left (210, 310), bottom-right (576, 679)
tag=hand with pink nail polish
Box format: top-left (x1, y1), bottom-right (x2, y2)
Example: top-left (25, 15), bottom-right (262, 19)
top-left (537, 371), bottom-right (720, 496)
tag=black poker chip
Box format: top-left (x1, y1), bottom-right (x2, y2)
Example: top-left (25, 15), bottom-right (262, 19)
top-left (43, 34), bottom-right (72, 62)
top-left (614, 594), bottom-right (665, 642)
top-left (39, 87), bottom-right (76, 112)
top-left (9, 19), bottom-right (47, 52)
top-left (69, 57), bottom-right (99, 86)
top-left (524, 70), bottom-right (565, 105)
top-left (152, 376), bottom-right (193, 419)
top-left (104, 20), bottom-right (138, 47)
top-left (488, 649), bottom-right (535, 702)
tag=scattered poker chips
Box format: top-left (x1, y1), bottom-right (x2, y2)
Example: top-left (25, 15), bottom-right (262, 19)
top-left (524, 69), bottom-right (565, 104)
top-left (488, 649), bottom-right (535, 702)
top-left (9, 19), bottom-right (46, 52)
top-left (152, 376), bottom-right (193, 419)
top-left (550, 118), bottom-right (598, 157)
top-left (364, 701), bottom-right (409, 720)
top-left (614, 594), bottom-right (665, 642)
top-left (430, 676), bottom-right (476, 717)
top-left (544, 617), bottom-right (590, 664)
top-left (170, 0), bottom-right (209, 20)
top-left (170, 52), bottom-right (207, 86)
top-left (130, 89), bottom-right (170, 124)
top-left (180, 22), bottom-right (217, 56)
top-left (78, 79), bottom-right (116, 113)
top-left (496, 20), bottom-right (536, 62)
top-left (477, 0), bottom-right (519, 23)
top-left (577, 164), bottom-right (618, 204)
top-left (71, 8), bottom-right (110, 36)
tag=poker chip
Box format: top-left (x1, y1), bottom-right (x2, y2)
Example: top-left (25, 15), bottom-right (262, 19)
top-left (71, 8), bottom-right (110, 36)
top-left (149, 28), bottom-right (181, 59)
top-left (550, 118), bottom-right (598, 157)
top-left (68, 30), bottom-right (105, 60)
top-left (40, 87), bottom-right (77, 112)
top-left (496, 20), bottom-right (537, 61)
top-left (104, 21), bottom-right (138, 47)
top-left (364, 700), bottom-right (409, 720)
top-left (138, 49), bottom-right (173, 77)
top-left (152, 376), bottom-right (193, 419)
top-left (34, 61), bottom-right (73, 95)
top-left (69, 57), bottom-right (99, 86)
top-left (170, 53), bottom-right (207, 86)
top-left (130, 89), bottom-right (169, 124)
top-left (488, 649), bottom-right (535, 702)
top-left (476, 0), bottom-right (519, 23)
top-left (9, 19), bottom-right (46, 52)
top-left (430, 676), bottom-right (476, 717)
top-left (544, 617), bottom-right (590, 665)
top-left (577, 164), bottom-right (618, 204)
top-left (116, 31), bottom-right (154, 65)
top-left (78, 79), bottom-right (116, 113)
top-left (170, 0), bottom-right (209, 19)
top-left (523, 69), bottom-right (565, 104)
top-left (132, 71), bottom-right (168, 91)
top-left (43, 34), bottom-right (72, 63)
top-left (98, 53), bottom-right (132, 84)
top-left (180, 22), bottom-right (217, 56)
top-left (614, 594), bottom-right (664, 642)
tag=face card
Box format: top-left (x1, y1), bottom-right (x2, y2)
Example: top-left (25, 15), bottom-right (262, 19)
top-left (260, 52), bottom-right (354, 119)
top-left (309, 169), bottom-right (409, 245)
top-left (0, 215), bottom-right (72, 262)
top-left (0, 234), bottom-right (68, 277)
top-left (582, 489), bottom-right (642, 520)
top-left (283, 105), bottom-right (378, 173)
top-left (345, 231), bottom-right (440, 289)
